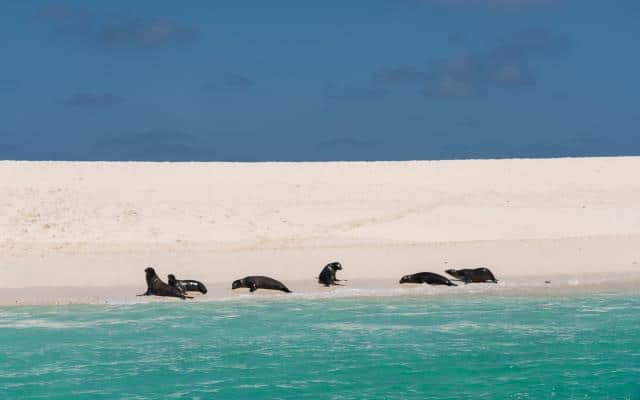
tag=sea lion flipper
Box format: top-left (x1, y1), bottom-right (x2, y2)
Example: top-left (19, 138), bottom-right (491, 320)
top-left (249, 283), bottom-right (258, 292)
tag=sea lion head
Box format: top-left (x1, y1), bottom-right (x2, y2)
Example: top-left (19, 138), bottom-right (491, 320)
top-left (326, 262), bottom-right (342, 271)
top-left (167, 274), bottom-right (176, 285)
top-left (145, 267), bottom-right (156, 277)
top-left (445, 269), bottom-right (459, 277)
top-left (231, 279), bottom-right (243, 290)
top-left (399, 274), bottom-right (413, 284)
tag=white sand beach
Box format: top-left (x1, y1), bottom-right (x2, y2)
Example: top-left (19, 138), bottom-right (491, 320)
top-left (1, 157), bottom-right (639, 305)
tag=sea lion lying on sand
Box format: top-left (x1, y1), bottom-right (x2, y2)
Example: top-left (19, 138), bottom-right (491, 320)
top-left (168, 274), bottom-right (208, 294)
top-left (232, 276), bottom-right (291, 293)
top-left (318, 262), bottom-right (344, 287)
top-left (139, 267), bottom-right (192, 299)
top-left (445, 268), bottom-right (498, 283)
top-left (399, 272), bottom-right (457, 286)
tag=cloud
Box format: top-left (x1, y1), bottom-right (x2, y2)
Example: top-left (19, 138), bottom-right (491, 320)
top-left (38, 3), bottom-right (94, 36)
top-left (38, 3), bottom-right (198, 49)
top-left (372, 66), bottom-right (429, 86)
top-left (492, 29), bottom-right (565, 59)
top-left (94, 130), bottom-right (215, 161)
top-left (455, 118), bottom-right (482, 128)
top-left (425, 75), bottom-right (480, 97)
top-left (324, 84), bottom-right (387, 101)
top-left (202, 73), bottom-right (256, 93)
top-left (416, 0), bottom-right (557, 10)
top-left (223, 72), bottom-right (255, 88)
top-left (64, 93), bottom-right (122, 107)
top-left (315, 137), bottom-right (379, 160)
top-left (38, 3), bottom-right (91, 25)
top-left (447, 32), bottom-right (465, 46)
top-left (373, 29), bottom-right (567, 98)
top-left (318, 137), bottom-right (372, 149)
top-left (0, 133), bottom-right (86, 161)
top-left (201, 83), bottom-right (219, 92)
top-left (97, 18), bottom-right (198, 49)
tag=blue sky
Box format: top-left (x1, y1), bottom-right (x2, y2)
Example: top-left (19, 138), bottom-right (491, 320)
top-left (1, 0), bottom-right (638, 161)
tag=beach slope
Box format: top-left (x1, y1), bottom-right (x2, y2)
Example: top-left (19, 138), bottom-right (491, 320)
top-left (1, 157), bottom-right (639, 304)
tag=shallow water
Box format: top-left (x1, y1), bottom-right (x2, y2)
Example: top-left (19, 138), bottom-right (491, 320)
top-left (1, 294), bottom-right (639, 399)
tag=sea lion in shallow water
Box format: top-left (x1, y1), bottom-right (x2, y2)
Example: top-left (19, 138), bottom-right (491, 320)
top-left (318, 262), bottom-right (344, 287)
top-left (399, 272), bottom-right (457, 286)
top-left (445, 267), bottom-right (498, 283)
top-left (232, 276), bottom-right (291, 293)
top-left (140, 267), bottom-right (191, 299)
top-left (167, 274), bottom-right (208, 294)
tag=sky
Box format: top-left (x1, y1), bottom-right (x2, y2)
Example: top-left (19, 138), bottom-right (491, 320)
top-left (0, 0), bottom-right (638, 161)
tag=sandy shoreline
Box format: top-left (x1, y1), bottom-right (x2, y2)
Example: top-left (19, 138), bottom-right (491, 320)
top-left (1, 157), bottom-right (639, 305)
top-left (2, 273), bottom-right (640, 307)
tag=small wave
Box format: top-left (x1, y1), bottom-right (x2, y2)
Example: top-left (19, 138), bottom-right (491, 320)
top-left (103, 298), bottom-right (149, 306)
top-left (316, 322), bottom-right (417, 332)
top-left (209, 313), bottom-right (239, 320)
top-left (193, 380), bottom-right (225, 386)
top-left (579, 306), bottom-right (622, 313)
top-left (236, 384), bottom-right (269, 389)
top-left (0, 318), bottom-right (94, 329)
top-left (436, 321), bottom-right (482, 332)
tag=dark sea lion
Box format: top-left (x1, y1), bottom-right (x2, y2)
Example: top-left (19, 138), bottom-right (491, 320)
top-left (139, 267), bottom-right (191, 299)
top-left (445, 267), bottom-right (498, 283)
top-left (318, 261), bottom-right (344, 287)
top-left (167, 274), bottom-right (208, 294)
top-left (399, 272), bottom-right (457, 286)
top-left (231, 276), bottom-right (292, 293)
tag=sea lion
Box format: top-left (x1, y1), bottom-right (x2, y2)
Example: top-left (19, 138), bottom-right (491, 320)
top-left (318, 261), bottom-right (344, 287)
top-left (140, 267), bottom-right (191, 299)
top-left (445, 267), bottom-right (498, 283)
top-left (167, 274), bottom-right (208, 294)
top-left (399, 272), bottom-right (457, 286)
top-left (231, 276), bottom-right (291, 293)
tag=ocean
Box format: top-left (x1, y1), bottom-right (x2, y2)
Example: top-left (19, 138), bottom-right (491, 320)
top-left (1, 294), bottom-right (639, 399)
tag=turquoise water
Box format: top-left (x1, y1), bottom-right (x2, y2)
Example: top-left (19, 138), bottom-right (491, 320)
top-left (1, 295), bottom-right (639, 399)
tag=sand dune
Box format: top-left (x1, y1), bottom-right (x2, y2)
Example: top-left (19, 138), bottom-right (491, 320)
top-left (1, 157), bottom-right (639, 304)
